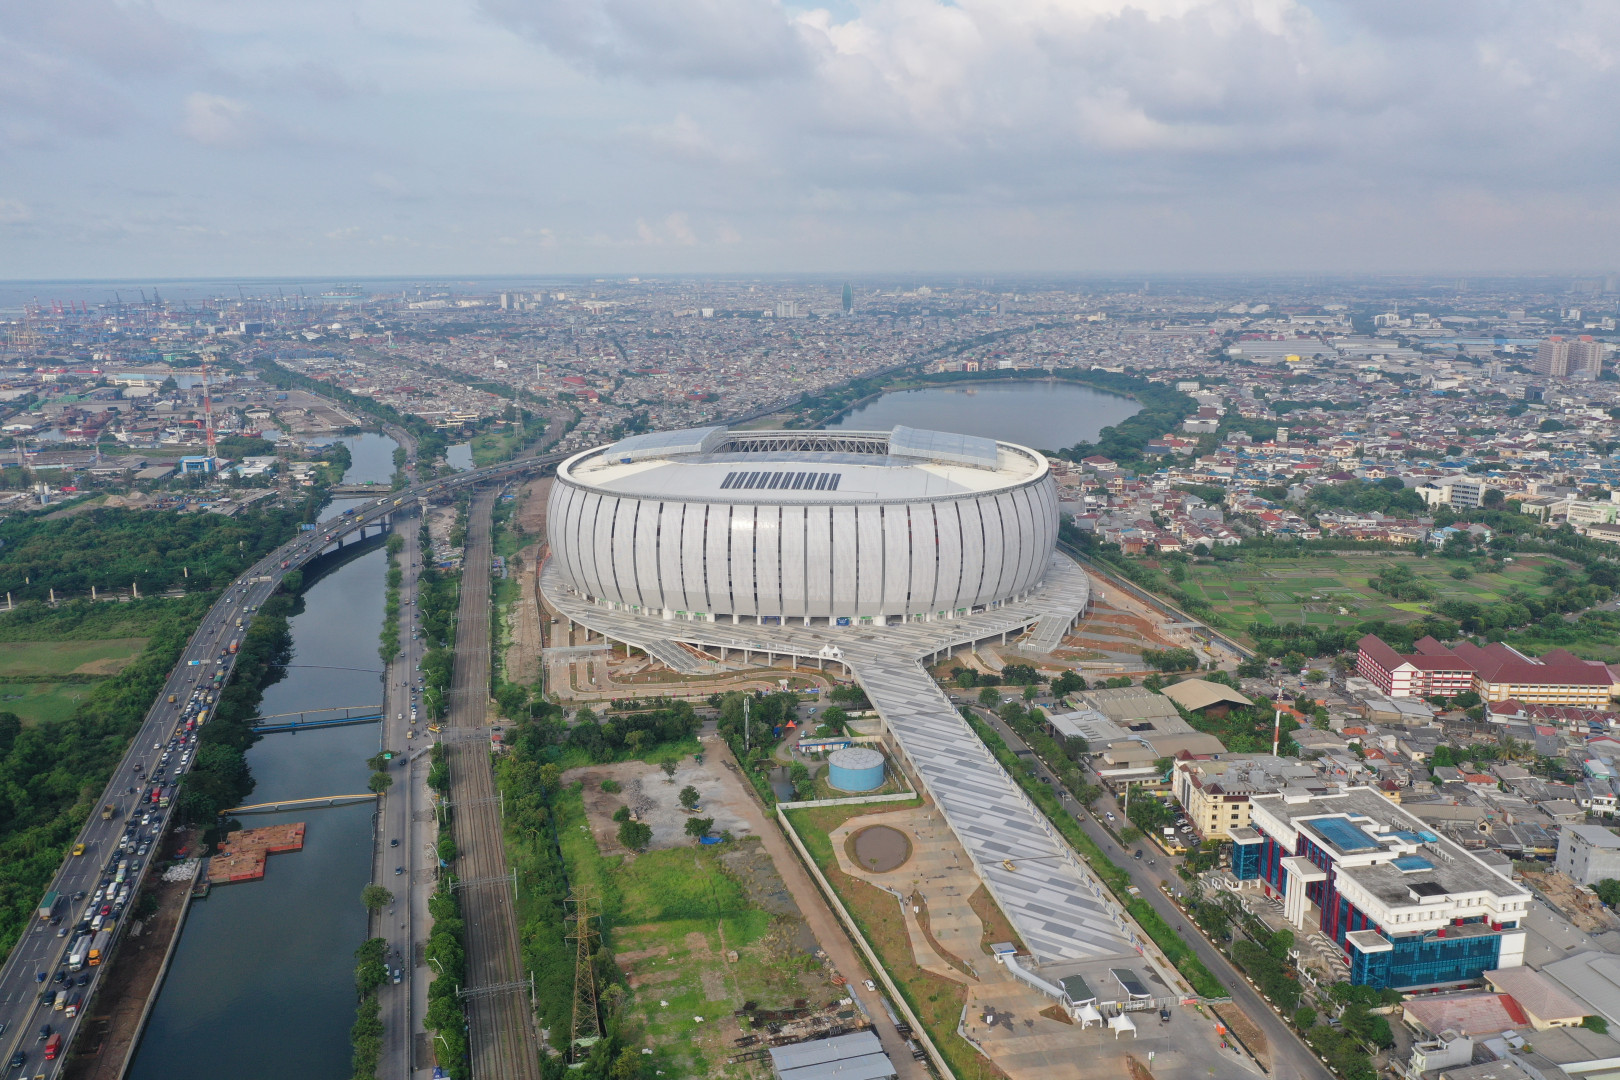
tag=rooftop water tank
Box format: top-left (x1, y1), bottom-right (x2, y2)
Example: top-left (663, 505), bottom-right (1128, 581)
top-left (827, 746), bottom-right (885, 792)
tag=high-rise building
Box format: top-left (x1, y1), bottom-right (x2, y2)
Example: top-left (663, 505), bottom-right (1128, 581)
top-left (1535, 336), bottom-right (1571, 377)
top-left (1569, 334), bottom-right (1605, 378)
top-left (841, 282), bottom-right (853, 314)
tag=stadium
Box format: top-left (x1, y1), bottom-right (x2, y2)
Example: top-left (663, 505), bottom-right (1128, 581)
top-left (545, 424), bottom-right (1060, 624)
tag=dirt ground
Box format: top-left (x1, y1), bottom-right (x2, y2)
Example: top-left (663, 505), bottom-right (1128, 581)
top-left (516, 476), bottom-right (551, 537)
top-left (1210, 1002), bottom-right (1270, 1068)
top-left (564, 757), bottom-right (758, 853)
top-left (1521, 870), bottom-right (1620, 934)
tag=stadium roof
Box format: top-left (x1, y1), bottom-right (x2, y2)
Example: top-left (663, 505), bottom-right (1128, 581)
top-left (564, 426), bottom-right (1045, 502)
top-left (889, 425), bottom-right (1000, 468)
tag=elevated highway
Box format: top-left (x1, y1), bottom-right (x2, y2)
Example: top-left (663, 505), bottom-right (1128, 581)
top-left (0, 449), bottom-right (566, 1079)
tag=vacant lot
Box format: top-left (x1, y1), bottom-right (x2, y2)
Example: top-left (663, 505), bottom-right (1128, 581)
top-left (1176, 553), bottom-right (1559, 631)
top-left (0, 681), bottom-right (98, 724)
top-left (556, 788), bottom-right (840, 1080)
top-left (0, 637), bottom-right (147, 677)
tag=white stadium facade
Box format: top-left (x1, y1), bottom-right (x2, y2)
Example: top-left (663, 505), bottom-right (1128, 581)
top-left (541, 424), bottom-right (1179, 1010)
top-left (546, 425), bottom-right (1059, 625)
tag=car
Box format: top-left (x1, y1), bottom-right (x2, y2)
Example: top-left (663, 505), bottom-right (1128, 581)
top-left (71, 843), bottom-right (84, 856)
top-left (1105, 812), bottom-right (1116, 821)
top-left (862, 979), bottom-right (876, 992)
top-left (99, 905), bottom-right (111, 917)
top-left (1133, 849), bottom-right (1143, 859)
top-left (35, 1026), bottom-right (49, 1041)
top-left (391, 969), bottom-right (402, 985)
top-left (55, 928), bottom-right (66, 938)
top-left (34, 972), bottom-right (45, 984)
top-left (1160, 1007), bottom-right (1171, 1023)
top-left (395, 866), bottom-right (404, 875)
top-left (8, 1051), bottom-right (24, 1069)
top-left (76, 974), bottom-right (88, 987)
top-left (390, 838), bottom-right (399, 847)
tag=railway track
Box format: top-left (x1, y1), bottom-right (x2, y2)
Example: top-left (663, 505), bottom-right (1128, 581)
top-left (446, 488), bottom-right (541, 1080)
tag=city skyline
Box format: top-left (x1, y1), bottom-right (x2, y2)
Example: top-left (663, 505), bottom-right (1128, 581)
top-left (5, 0), bottom-right (1620, 278)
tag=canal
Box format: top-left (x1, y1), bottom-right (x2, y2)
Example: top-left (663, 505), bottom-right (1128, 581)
top-left (128, 433), bottom-right (397, 1080)
top-left (824, 378), bottom-right (1141, 450)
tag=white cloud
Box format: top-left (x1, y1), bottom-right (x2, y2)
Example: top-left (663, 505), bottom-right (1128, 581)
top-left (180, 91), bottom-right (257, 147)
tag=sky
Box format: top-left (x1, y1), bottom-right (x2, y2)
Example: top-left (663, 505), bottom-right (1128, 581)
top-left (2, 0), bottom-right (1619, 279)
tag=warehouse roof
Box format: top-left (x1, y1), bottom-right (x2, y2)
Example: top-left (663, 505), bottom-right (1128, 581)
top-left (1159, 679), bottom-right (1253, 713)
top-left (769, 1031), bottom-right (897, 1080)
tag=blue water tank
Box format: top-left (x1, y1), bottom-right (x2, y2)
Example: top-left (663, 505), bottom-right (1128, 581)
top-left (827, 747), bottom-right (885, 792)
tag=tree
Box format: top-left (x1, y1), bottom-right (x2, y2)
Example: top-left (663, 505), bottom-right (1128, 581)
top-left (1594, 879), bottom-right (1620, 908)
top-left (617, 819), bottom-right (652, 851)
top-left (1584, 1016), bottom-right (1610, 1035)
top-left (368, 770), bottom-right (393, 793)
top-left (684, 816), bottom-right (714, 841)
top-left (953, 668), bottom-right (978, 689)
top-left (678, 785), bottom-right (700, 810)
top-left (660, 760), bottom-right (677, 783)
top-left (978, 686), bottom-right (1000, 707)
top-left (1294, 1006), bottom-right (1318, 1030)
top-left (1051, 670), bottom-right (1086, 697)
top-left (437, 834), bottom-right (457, 863)
top-left (612, 805), bottom-right (630, 822)
top-left (361, 885), bottom-right (394, 912)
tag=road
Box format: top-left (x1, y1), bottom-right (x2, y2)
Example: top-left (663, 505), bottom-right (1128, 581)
top-left (0, 451), bottom-right (568, 1077)
top-left (0, 564), bottom-right (285, 1076)
top-left (444, 489), bottom-right (540, 1080)
top-left (374, 509), bottom-right (429, 1080)
top-left (973, 706), bottom-right (1333, 1080)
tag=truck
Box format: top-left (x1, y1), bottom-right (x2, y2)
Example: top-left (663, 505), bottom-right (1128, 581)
top-left (228, 640), bottom-right (239, 654)
top-left (37, 892), bottom-right (59, 921)
top-left (102, 803), bottom-right (116, 821)
top-left (67, 935), bottom-right (90, 971)
top-left (88, 929), bottom-right (111, 966)
top-left (53, 989), bottom-right (68, 1011)
top-left (168, 694), bottom-right (177, 704)
top-left (235, 617), bottom-right (243, 628)
top-left (44, 1032), bottom-right (62, 1059)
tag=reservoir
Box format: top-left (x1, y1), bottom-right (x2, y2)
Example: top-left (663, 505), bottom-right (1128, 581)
top-left (824, 379), bottom-right (1140, 450)
top-left (127, 435), bottom-right (396, 1080)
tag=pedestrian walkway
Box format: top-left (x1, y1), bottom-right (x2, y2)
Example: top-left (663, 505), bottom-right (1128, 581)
top-left (542, 553), bottom-right (1145, 968)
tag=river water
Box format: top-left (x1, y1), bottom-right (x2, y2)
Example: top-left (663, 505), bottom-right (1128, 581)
top-left (128, 434), bottom-right (396, 1080)
top-left (824, 379), bottom-right (1141, 451)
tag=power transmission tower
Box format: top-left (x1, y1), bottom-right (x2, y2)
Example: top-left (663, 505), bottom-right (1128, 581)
top-left (566, 893), bottom-right (602, 1060)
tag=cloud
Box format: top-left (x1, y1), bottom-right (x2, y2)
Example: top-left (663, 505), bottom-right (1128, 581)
top-left (479, 0), bottom-right (810, 80)
top-left (180, 92), bottom-right (259, 148)
top-left (0, 197), bottom-right (31, 225)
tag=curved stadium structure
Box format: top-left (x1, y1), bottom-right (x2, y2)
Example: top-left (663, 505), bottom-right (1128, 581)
top-left (546, 425), bottom-right (1060, 623)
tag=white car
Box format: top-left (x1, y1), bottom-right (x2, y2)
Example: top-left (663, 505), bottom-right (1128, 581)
top-left (862, 980), bottom-right (876, 992)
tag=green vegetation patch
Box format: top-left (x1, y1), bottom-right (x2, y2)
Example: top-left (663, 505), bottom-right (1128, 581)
top-left (0, 638), bottom-right (148, 678)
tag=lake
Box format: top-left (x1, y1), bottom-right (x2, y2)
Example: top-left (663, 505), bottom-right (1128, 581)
top-left (823, 379), bottom-right (1140, 451)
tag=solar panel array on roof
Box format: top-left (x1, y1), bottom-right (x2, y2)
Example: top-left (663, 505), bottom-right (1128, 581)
top-left (888, 425), bottom-right (1000, 468)
top-left (719, 470), bottom-right (841, 491)
top-left (602, 425), bottom-right (728, 462)
top-left (1312, 816), bottom-right (1382, 852)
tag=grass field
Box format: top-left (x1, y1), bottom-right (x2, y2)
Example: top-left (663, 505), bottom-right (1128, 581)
top-left (0, 638), bottom-right (147, 677)
top-left (1176, 553), bottom-right (1560, 632)
top-left (0, 681), bottom-right (100, 725)
top-left (0, 637), bottom-right (149, 725)
top-left (555, 787), bottom-right (837, 1080)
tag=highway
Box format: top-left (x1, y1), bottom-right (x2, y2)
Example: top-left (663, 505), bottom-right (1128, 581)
top-left (374, 508), bottom-right (428, 1080)
top-left (973, 705), bottom-right (1333, 1080)
top-left (0, 449), bottom-right (566, 1078)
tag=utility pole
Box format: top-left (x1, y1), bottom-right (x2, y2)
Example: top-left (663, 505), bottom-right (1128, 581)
top-left (566, 893), bottom-right (601, 1061)
top-left (744, 696), bottom-right (750, 751)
